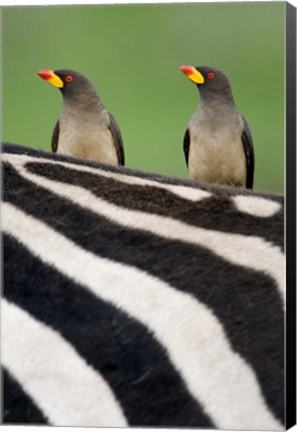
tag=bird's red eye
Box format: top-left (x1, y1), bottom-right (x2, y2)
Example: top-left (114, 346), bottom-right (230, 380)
top-left (207, 72), bottom-right (215, 79)
top-left (65, 75), bottom-right (73, 83)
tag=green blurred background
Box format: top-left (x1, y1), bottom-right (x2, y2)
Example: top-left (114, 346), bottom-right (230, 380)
top-left (2, 2), bottom-right (285, 192)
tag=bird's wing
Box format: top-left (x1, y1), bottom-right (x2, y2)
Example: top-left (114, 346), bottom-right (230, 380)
top-left (183, 128), bottom-right (190, 167)
top-left (241, 116), bottom-right (255, 189)
top-left (107, 112), bottom-right (125, 166)
top-left (51, 120), bottom-right (60, 153)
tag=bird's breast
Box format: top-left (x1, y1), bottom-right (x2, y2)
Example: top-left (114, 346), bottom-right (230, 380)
top-left (188, 110), bottom-right (246, 186)
top-left (58, 113), bottom-right (118, 165)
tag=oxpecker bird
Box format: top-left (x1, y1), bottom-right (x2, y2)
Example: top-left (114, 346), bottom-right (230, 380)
top-left (180, 65), bottom-right (254, 189)
top-left (37, 69), bottom-right (124, 166)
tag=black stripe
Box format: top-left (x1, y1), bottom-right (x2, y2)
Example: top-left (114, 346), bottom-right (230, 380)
top-left (26, 161), bottom-right (284, 249)
top-left (2, 367), bottom-right (48, 424)
top-left (3, 233), bottom-right (213, 428)
top-left (3, 161), bottom-right (285, 424)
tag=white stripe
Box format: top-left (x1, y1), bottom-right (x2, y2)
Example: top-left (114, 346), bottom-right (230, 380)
top-left (2, 153), bottom-right (211, 202)
top-left (1, 299), bottom-right (128, 427)
top-left (2, 202), bottom-right (283, 430)
top-left (10, 154), bottom-right (285, 304)
top-left (233, 195), bottom-right (282, 217)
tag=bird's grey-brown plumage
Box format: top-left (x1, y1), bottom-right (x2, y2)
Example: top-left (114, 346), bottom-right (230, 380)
top-left (38, 69), bottom-right (124, 166)
top-left (180, 65), bottom-right (254, 189)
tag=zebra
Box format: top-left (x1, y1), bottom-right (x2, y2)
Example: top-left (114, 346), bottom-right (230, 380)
top-left (1, 142), bottom-right (285, 430)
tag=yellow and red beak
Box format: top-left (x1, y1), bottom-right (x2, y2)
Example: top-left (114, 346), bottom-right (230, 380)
top-left (179, 65), bottom-right (205, 84)
top-left (37, 69), bottom-right (64, 88)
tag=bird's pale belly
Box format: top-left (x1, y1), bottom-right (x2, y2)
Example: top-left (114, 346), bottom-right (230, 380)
top-left (58, 127), bottom-right (118, 165)
top-left (188, 133), bottom-right (247, 187)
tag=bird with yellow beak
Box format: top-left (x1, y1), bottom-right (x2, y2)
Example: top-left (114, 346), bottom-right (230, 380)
top-left (37, 69), bottom-right (124, 166)
top-left (180, 65), bottom-right (254, 189)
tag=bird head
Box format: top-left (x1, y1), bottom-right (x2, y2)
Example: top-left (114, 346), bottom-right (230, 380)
top-left (37, 69), bottom-right (100, 104)
top-left (179, 65), bottom-right (234, 103)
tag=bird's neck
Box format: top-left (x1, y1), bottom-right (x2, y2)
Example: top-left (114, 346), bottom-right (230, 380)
top-left (62, 93), bottom-right (106, 119)
top-left (199, 92), bottom-right (236, 110)
top-left (198, 84), bottom-right (236, 106)
top-left (196, 95), bottom-right (239, 125)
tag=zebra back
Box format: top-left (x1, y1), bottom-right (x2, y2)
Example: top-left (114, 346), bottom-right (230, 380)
top-left (2, 143), bottom-right (285, 429)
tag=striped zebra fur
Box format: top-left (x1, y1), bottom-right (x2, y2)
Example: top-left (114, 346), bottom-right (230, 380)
top-left (1, 143), bottom-right (285, 430)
